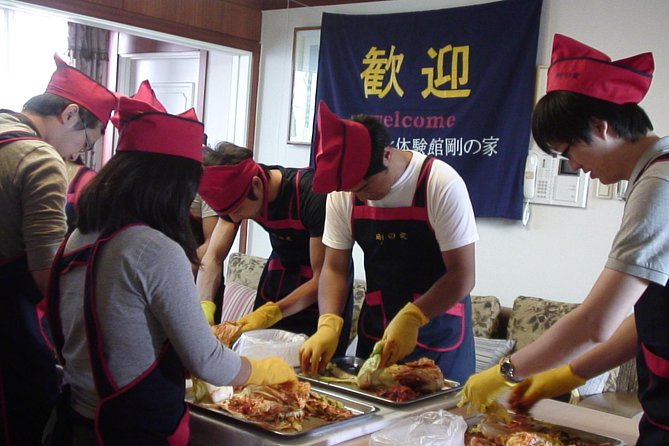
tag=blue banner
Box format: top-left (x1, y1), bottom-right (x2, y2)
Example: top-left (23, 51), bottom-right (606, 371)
top-left (313, 0), bottom-right (543, 219)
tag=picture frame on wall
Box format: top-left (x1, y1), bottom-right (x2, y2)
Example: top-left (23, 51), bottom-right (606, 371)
top-left (288, 27), bottom-right (320, 145)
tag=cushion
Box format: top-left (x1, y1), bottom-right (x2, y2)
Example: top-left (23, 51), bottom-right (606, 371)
top-left (218, 282), bottom-right (256, 323)
top-left (471, 295), bottom-right (501, 338)
top-left (226, 252), bottom-right (267, 289)
top-left (604, 358), bottom-right (638, 392)
top-left (506, 296), bottom-right (579, 350)
top-left (474, 336), bottom-right (515, 373)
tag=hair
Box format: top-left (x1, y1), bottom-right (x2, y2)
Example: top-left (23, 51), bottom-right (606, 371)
top-left (204, 141), bottom-right (254, 166)
top-left (532, 91), bottom-right (653, 154)
top-left (204, 141), bottom-right (264, 201)
top-left (23, 93), bottom-right (101, 131)
top-left (76, 151), bottom-right (202, 263)
top-left (351, 114), bottom-right (391, 178)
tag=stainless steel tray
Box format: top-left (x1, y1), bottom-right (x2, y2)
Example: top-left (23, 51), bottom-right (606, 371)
top-left (466, 414), bottom-right (625, 445)
top-left (299, 356), bottom-right (461, 407)
top-left (187, 386), bottom-right (379, 438)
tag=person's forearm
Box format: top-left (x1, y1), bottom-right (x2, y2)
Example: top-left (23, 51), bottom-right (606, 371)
top-left (196, 256), bottom-right (223, 301)
top-left (570, 314), bottom-right (637, 380)
top-left (512, 308), bottom-right (599, 379)
top-left (414, 268), bottom-right (474, 319)
top-left (274, 275), bottom-right (319, 317)
top-left (319, 271), bottom-right (350, 315)
top-left (512, 268), bottom-right (644, 379)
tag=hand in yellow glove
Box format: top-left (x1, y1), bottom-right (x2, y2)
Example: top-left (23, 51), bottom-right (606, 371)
top-left (509, 364), bottom-right (585, 414)
top-left (456, 364), bottom-right (516, 414)
top-left (299, 313), bottom-right (344, 375)
top-left (379, 302), bottom-right (429, 368)
top-left (232, 302), bottom-right (283, 343)
top-left (200, 300), bottom-right (217, 326)
top-left (245, 357), bottom-right (297, 385)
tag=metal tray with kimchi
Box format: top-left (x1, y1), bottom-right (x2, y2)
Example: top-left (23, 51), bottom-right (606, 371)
top-left (465, 414), bottom-right (625, 446)
top-left (298, 356), bottom-right (461, 407)
top-left (186, 385), bottom-right (378, 438)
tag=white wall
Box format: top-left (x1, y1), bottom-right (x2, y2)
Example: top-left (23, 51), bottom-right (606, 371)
top-left (252, 0), bottom-right (668, 307)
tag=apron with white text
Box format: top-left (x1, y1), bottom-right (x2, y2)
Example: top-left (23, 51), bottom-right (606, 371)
top-left (352, 157), bottom-right (474, 383)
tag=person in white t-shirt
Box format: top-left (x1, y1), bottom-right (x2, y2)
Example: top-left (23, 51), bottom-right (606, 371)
top-left (299, 102), bottom-right (479, 384)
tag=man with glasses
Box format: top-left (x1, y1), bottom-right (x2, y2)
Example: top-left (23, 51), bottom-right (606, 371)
top-left (458, 34), bottom-right (669, 445)
top-left (299, 101), bottom-right (478, 384)
top-left (0, 54), bottom-right (117, 445)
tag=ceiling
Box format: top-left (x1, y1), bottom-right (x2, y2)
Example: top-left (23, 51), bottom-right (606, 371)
top-left (261, 0), bottom-right (388, 10)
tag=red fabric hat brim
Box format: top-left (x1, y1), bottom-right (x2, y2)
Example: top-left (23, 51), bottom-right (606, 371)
top-left (199, 158), bottom-right (262, 215)
top-left (546, 34), bottom-right (654, 105)
top-left (114, 80), bottom-right (204, 162)
top-left (45, 54), bottom-right (117, 127)
top-left (313, 101), bottom-right (372, 193)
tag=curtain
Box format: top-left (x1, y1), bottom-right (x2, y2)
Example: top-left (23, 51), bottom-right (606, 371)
top-left (67, 22), bottom-right (110, 170)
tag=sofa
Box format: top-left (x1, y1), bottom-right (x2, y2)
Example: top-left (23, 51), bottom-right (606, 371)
top-left (220, 252), bottom-right (641, 418)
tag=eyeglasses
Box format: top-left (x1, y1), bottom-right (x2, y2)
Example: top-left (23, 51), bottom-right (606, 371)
top-left (81, 123), bottom-right (95, 152)
top-left (548, 141), bottom-right (573, 160)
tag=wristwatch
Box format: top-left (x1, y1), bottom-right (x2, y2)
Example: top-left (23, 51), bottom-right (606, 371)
top-left (499, 356), bottom-right (522, 383)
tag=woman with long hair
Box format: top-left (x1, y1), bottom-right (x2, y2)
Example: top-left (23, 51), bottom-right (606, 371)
top-left (46, 81), bottom-right (295, 445)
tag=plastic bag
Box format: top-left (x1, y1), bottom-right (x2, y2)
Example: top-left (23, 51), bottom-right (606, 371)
top-left (233, 329), bottom-right (307, 367)
top-left (369, 410), bottom-right (467, 446)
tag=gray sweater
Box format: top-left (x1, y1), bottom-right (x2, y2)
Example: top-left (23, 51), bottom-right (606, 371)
top-left (59, 225), bottom-right (242, 418)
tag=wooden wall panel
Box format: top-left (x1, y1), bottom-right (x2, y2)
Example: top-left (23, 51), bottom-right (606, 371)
top-left (20, 0), bottom-right (261, 52)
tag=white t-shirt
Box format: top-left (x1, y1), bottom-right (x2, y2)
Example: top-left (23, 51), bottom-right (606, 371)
top-left (323, 151), bottom-right (479, 252)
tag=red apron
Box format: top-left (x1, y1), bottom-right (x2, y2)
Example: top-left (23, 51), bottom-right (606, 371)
top-left (254, 168), bottom-right (354, 355)
top-left (47, 226), bottom-right (190, 445)
top-left (351, 157), bottom-right (474, 383)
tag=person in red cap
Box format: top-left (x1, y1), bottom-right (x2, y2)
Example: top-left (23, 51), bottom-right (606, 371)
top-left (458, 34), bottom-right (668, 444)
top-left (299, 101), bottom-right (479, 384)
top-left (0, 54), bottom-right (117, 446)
top-left (198, 142), bottom-right (354, 351)
top-left (44, 81), bottom-right (296, 445)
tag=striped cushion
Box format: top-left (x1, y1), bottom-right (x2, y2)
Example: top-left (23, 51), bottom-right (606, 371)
top-left (219, 282), bottom-right (256, 323)
top-left (474, 336), bottom-right (515, 373)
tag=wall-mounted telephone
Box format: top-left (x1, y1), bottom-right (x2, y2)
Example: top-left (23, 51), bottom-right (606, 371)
top-left (524, 152), bottom-right (538, 199)
top-left (524, 150), bottom-right (589, 208)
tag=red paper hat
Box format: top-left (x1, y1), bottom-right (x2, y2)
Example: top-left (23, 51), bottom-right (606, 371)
top-left (45, 54), bottom-right (117, 127)
top-left (199, 158), bottom-right (263, 215)
top-left (313, 101), bottom-right (372, 193)
top-left (546, 34), bottom-right (654, 104)
top-left (113, 80), bottom-right (204, 162)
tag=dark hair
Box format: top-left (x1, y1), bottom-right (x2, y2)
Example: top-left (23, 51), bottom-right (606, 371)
top-left (351, 114), bottom-right (391, 178)
top-left (204, 141), bottom-right (264, 202)
top-left (204, 141), bottom-right (254, 166)
top-left (77, 151), bottom-right (202, 263)
top-left (532, 91), bottom-right (653, 154)
top-left (23, 93), bottom-right (101, 131)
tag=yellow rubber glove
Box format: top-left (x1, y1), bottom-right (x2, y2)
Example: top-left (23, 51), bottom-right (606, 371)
top-left (456, 364), bottom-right (516, 414)
top-left (245, 357), bottom-right (297, 385)
top-left (299, 313), bottom-right (344, 375)
top-left (509, 364), bottom-right (586, 414)
top-left (379, 302), bottom-right (429, 368)
top-left (234, 302), bottom-right (282, 342)
top-left (200, 300), bottom-right (216, 326)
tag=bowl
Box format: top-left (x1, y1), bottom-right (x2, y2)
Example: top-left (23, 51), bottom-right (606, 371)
top-left (331, 356), bottom-right (366, 375)
top-left (233, 329), bottom-right (308, 367)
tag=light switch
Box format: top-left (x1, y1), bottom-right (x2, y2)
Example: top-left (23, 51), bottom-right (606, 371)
top-left (596, 180), bottom-right (613, 199)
